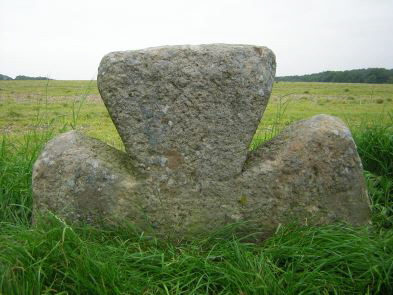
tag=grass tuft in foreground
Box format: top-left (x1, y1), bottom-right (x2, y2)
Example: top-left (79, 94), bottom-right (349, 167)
top-left (0, 131), bottom-right (53, 225)
top-left (354, 112), bottom-right (393, 178)
top-left (1, 217), bottom-right (393, 294)
top-left (353, 113), bottom-right (393, 230)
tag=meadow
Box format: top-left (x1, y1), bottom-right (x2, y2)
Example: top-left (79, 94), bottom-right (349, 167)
top-left (0, 80), bottom-right (392, 294)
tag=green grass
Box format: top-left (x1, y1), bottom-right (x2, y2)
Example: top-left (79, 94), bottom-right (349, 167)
top-left (0, 131), bottom-right (54, 225)
top-left (353, 115), bottom-right (393, 230)
top-left (1, 219), bottom-right (392, 294)
top-left (1, 80), bottom-right (393, 148)
top-left (0, 81), bottom-right (392, 294)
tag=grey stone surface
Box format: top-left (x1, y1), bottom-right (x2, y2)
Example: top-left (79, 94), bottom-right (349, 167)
top-left (32, 131), bottom-right (145, 226)
top-left (32, 44), bottom-right (371, 239)
top-left (97, 44), bottom-right (276, 182)
top-left (239, 115), bottom-right (371, 233)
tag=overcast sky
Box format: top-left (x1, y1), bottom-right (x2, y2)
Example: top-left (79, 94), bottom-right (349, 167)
top-left (1, 0), bottom-right (392, 80)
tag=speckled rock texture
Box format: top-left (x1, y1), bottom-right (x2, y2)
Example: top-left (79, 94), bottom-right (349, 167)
top-left (32, 131), bottom-right (145, 225)
top-left (32, 44), bottom-right (370, 239)
top-left (240, 115), bottom-right (370, 231)
top-left (97, 44), bottom-right (276, 182)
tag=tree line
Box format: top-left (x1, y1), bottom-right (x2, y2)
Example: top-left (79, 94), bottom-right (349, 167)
top-left (0, 74), bottom-right (51, 80)
top-left (276, 68), bottom-right (393, 84)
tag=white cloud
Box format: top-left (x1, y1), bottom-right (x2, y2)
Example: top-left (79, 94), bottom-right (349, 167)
top-left (1, 0), bottom-right (392, 79)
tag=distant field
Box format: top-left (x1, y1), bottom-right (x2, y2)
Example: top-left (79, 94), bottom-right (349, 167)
top-left (0, 80), bottom-right (392, 148)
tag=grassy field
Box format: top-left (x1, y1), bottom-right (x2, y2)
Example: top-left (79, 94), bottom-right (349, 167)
top-left (1, 80), bottom-right (392, 148)
top-left (0, 80), bottom-right (392, 294)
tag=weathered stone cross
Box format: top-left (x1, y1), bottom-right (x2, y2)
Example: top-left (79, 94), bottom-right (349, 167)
top-left (33, 44), bottom-right (370, 239)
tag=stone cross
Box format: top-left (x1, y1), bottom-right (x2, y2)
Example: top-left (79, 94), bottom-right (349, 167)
top-left (33, 44), bottom-right (370, 239)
